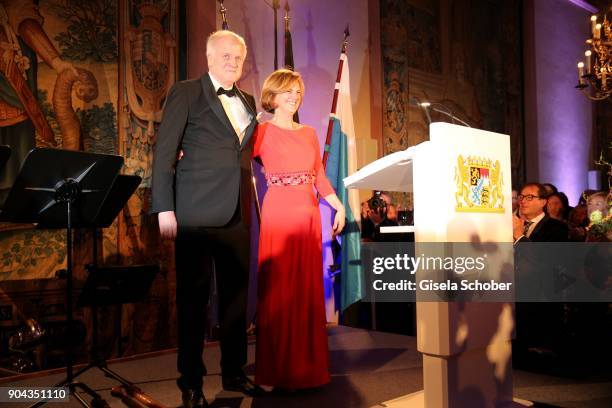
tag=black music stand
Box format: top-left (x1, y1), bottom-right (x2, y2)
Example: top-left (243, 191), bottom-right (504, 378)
top-left (77, 264), bottom-right (158, 308)
top-left (39, 174), bottom-right (157, 407)
top-left (74, 264), bottom-right (158, 387)
top-left (68, 175), bottom-right (159, 396)
top-left (73, 175), bottom-right (163, 408)
top-left (0, 148), bottom-right (123, 408)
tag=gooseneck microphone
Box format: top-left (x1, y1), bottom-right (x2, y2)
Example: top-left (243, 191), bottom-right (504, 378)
top-left (409, 96), bottom-right (432, 125)
top-left (409, 97), bottom-right (472, 128)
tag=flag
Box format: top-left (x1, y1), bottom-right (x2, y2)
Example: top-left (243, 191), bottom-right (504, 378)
top-left (324, 52), bottom-right (363, 311)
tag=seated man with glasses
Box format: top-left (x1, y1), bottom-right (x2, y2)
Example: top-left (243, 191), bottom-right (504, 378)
top-left (512, 183), bottom-right (568, 243)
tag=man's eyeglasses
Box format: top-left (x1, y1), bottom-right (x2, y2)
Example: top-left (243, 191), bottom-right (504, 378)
top-left (518, 194), bottom-right (542, 201)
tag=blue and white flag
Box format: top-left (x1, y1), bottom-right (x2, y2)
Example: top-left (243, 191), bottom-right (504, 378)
top-left (324, 53), bottom-right (364, 311)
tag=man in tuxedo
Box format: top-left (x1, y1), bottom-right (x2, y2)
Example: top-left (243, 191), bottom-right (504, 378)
top-left (513, 183), bottom-right (568, 243)
top-left (151, 30), bottom-right (261, 407)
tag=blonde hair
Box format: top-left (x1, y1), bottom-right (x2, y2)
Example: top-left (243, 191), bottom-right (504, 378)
top-left (587, 191), bottom-right (608, 205)
top-left (206, 30), bottom-right (247, 58)
top-left (260, 69), bottom-right (305, 113)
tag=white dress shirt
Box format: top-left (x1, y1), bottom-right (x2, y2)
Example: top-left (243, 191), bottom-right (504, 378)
top-left (209, 73), bottom-right (252, 140)
top-left (525, 212), bottom-right (545, 238)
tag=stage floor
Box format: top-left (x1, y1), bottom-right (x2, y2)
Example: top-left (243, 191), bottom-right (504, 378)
top-left (2, 325), bottom-right (611, 407)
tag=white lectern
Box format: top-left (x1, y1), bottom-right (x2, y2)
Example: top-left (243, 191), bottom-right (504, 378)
top-left (345, 123), bottom-right (530, 407)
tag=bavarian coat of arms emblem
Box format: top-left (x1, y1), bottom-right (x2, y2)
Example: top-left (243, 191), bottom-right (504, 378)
top-left (455, 155), bottom-right (504, 212)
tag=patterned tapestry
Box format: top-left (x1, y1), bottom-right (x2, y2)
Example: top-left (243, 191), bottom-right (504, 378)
top-left (116, 0), bottom-right (178, 356)
top-left (0, 0), bottom-right (118, 281)
top-left (0, 0), bottom-right (178, 373)
top-left (380, 0), bottom-right (525, 201)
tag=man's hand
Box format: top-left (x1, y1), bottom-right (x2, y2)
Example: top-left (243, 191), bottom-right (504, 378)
top-left (158, 211), bottom-right (177, 240)
top-left (512, 214), bottom-right (524, 241)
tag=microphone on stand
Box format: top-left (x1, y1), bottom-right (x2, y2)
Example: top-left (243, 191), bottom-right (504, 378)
top-left (428, 103), bottom-right (472, 128)
top-left (409, 96), bottom-right (432, 125)
top-left (409, 97), bottom-right (472, 128)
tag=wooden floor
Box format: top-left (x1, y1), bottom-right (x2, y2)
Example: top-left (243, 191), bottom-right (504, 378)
top-left (2, 325), bottom-right (611, 408)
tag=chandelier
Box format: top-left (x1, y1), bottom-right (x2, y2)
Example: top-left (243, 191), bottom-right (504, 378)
top-left (576, 11), bottom-right (612, 100)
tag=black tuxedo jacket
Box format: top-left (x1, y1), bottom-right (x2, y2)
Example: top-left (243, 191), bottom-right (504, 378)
top-left (151, 74), bottom-right (257, 227)
top-left (517, 215), bottom-right (568, 242)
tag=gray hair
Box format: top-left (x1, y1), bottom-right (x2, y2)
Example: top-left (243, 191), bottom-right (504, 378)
top-left (206, 30), bottom-right (247, 57)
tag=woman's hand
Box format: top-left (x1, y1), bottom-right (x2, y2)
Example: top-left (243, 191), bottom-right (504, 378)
top-left (332, 206), bottom-right (346, 237)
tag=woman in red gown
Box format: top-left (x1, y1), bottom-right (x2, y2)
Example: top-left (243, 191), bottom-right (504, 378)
top-left (253, 69), bottom-right (345, 389)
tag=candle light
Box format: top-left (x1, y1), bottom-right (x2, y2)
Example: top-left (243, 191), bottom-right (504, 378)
top-left (585, 50), bottom-right (592, 74)
top-left (595, 23), bottom-right (602, 39)
top-left (591, 15), bottom-right (597, 36)
top-left (578, 62), bottom-right (585, 84)
top-left (602, 68), bottom-right (607, 88)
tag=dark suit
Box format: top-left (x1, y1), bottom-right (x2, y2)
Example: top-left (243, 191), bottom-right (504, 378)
top-left (514, 214), bottom-right (568, 365)
top-left (516, 215), bottom-right (569, 243)
top-left (151, 74), bottom-right (257, 390)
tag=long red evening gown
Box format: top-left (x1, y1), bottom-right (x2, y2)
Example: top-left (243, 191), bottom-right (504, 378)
top-left (252, 122), bottom-right (333, 388)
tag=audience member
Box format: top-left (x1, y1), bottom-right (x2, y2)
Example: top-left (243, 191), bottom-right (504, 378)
top-left (541, 183), bottom-right (558, 197)
top-left (513, 183), bottom-right (568, 368)
top-left (512, 188), bottom-right (519, 215)
top-left (361, 192), bottom-right (398, 242)
top-left (361, 200), bottom-right (370, 219)
top-left (378, 191), bottom-right (392, 206)
top-left (513, 183), bottom-right (568, 243)
top-left (558, 192), bottom-right (572, 218)
top-left (379, 191), bottom-right (398, 221)
top-left (577, 189), bottom-right (597, 206)
top-left (546, 192), bottom-right (570, 222)
top-left (361, 200), bottom-right (374, 240)
top-left (567, 204), bottom-right (588, 241)
top-left (386, 204), bottom-right (398, 222)
top-left (587, 191), bottom-right (609, 221)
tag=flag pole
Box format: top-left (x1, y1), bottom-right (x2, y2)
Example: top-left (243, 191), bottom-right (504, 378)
top-left (322, 26), bottom-right (350, 169)
top-left (284, 1), bottom-right (294, 70)
top-left (273, 0), bottom-right (280, 70)
top-left (218, 0), bottom-right (229, 30)
top-left (284, 1), bottom-right (300, 123)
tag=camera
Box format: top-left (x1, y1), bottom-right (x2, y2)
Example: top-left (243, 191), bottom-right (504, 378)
top-left (368, 193), bottom-right (387, 218)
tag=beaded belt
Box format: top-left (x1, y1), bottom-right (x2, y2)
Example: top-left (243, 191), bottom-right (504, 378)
top-left (265, 170), bottom-right (315, 187)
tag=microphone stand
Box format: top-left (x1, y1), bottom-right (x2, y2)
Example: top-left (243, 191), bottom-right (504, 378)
top-left (409, 96), bottom-right (431, 125)
top-left (410, 96), bottom-right (472, 128)
top-left (428, 105), bottom-right (472, 128)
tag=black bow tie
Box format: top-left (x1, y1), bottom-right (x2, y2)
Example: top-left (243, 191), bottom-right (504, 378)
top-left (217, 86), bottom-right (237, 98)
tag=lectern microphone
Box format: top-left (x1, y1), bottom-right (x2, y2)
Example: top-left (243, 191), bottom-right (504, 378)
top-left (410, 97), bottom-right (472, 128)
top-left (409, 96), bottom-right (432, 125)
